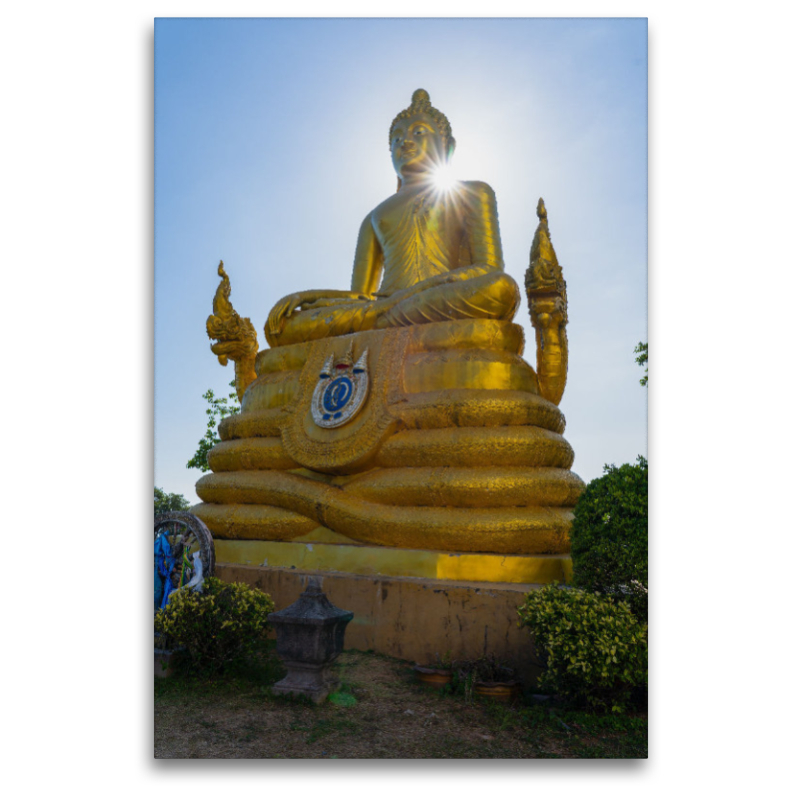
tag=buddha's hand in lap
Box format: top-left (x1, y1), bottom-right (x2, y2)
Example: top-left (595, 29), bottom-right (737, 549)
top-left (267, 290), bottom-right (371, 338)
top-left (302, 296), bottom-right (371, 311)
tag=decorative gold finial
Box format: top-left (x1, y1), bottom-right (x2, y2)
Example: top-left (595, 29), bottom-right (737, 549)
top-left (338, 341), bottom-right (355, 369)
top-left (525, 199), bottom-right (569, 406)
top-left (528, 198), bottom-right (559, 276)
top-left (210, 260), bottom-right (234, 320)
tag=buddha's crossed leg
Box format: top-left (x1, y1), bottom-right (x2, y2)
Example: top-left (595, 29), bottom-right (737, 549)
top-left (268, 272), bottom-right (519, 347)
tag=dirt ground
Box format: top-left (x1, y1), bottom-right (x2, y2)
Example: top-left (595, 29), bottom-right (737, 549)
top-left (154, 650), bottom-right (647, 759)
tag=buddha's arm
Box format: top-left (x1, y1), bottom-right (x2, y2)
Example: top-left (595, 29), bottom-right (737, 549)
top-left (266, 216), bottom-right (382, 342)
top-left (350, 214), bottom-right (383, 296)
top-left (461, 181), bottom-right (505, 277)
top-left (266, 289), bottom-right (367, 342)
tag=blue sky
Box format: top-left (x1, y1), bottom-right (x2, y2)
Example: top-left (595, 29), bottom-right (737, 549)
top-left (155, 18), bottom-right (647, 504)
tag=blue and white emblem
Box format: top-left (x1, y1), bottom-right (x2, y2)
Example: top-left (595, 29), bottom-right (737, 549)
top-left (311, 346), bottom-right (369, 429)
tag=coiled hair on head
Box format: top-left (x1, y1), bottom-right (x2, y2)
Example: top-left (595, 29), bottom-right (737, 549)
top-left (389, 89), bottom-right (456, 157)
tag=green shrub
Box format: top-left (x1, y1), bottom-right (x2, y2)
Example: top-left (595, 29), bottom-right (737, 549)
top-left (154, 577), bottom-right (275, 673)
top-left (518, 584), bottom-right (647, 712)
top-left (570, 456), bottom-right (648, 621)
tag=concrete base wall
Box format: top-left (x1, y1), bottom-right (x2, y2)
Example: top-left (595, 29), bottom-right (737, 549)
top-left (216, 563), bottom-right (543, 685)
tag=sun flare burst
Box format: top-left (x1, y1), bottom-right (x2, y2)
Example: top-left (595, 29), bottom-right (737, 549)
top-left (432, 164), bottom-right (457, 194)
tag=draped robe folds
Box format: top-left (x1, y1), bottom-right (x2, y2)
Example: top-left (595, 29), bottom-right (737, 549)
top-left (266, 181), bottom-right (520, 347)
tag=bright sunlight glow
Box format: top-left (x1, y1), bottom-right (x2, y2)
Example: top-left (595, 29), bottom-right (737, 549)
top-left (432, 163), bottom-right (457, 193)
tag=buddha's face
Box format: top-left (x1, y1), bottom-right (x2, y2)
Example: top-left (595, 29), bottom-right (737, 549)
top-left (390, 113), bottom-right (447, 178)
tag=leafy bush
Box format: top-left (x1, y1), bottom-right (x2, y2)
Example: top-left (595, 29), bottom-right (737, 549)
top-left (154, 577), bottom-right (275, 674)
top-left (187, 381), bottom-right (240, 473)
top-left (518, 584), bottom-right (647, 712)
top-left (570, 456), bottom-right (648, 621)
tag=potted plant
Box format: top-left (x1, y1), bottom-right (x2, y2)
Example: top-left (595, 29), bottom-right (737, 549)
top-left (456, 655), bottom-right (521, 702)
top-left (413, 652), bottom-right (454, 688)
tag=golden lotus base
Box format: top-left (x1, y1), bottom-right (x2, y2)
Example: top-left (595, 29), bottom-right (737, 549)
top-left (215, 561), bottom-right (556, 684)
top-left (214, 536), bottom-right (572, 585)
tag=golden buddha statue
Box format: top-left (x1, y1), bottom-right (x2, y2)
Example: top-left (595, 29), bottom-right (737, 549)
top-left (196, 90), bottom-right (583, 573)
top-left (265, 89), bottom-right (518, 347)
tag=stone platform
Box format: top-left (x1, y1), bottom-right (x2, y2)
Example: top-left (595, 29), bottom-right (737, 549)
top-left (215, 542), bottom-right (565, 684)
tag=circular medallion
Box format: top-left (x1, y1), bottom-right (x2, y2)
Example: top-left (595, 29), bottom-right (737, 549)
top-left (323, 376), bottom-right (354, 413)
top-left (311, 350), bottom-right (370, 429)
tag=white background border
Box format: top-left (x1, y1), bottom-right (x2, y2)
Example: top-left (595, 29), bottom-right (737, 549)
top-left (3, 0), bottom-right (798, 793)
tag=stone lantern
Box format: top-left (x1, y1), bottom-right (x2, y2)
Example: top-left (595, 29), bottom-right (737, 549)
top-left (268, 577), bottom-right (354, 703)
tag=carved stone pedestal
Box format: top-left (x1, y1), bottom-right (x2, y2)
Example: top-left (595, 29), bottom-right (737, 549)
top-left (268, 577), bottom-right (354, 704)
top-left (271, 661), bottom-right (341, 704)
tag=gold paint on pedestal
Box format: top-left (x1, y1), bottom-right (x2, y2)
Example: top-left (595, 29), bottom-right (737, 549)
top-left (214, 538), bottom-right (572, 586)
top-left (196, 89), bottom-right (582, 574)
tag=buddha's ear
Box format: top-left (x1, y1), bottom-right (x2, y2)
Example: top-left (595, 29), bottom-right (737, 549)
top-left (396, 176), bottom-right (402, 192)
top-left (446, 136), bottom-right (456, 161)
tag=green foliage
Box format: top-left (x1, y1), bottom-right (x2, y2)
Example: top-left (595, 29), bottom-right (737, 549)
top-left (187, 381), bottom-right (241, 472)
top-left (429, 651), bottom-right (453, 670)
top-left (570, 456), bottom-right (648, 622)
top-left (518, 584), bottom-right (647, 712)
top-left (328, 690), bottom-right (358, 708)
top-left (154, 577), bottom-right (275, 674)
top-left (154, 486), bottom-right (191, 515)
top-left (634, 341), bottom-right (648, 386)
top-left (154, 639), bottom-right (285, 698)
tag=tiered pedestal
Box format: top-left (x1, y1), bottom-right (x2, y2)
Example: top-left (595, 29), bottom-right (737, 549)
top-left (194, 319), bottom-right (582, 678)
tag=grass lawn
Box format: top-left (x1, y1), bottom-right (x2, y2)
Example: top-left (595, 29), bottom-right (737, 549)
top-left (154, 649), bottom-right (647, 759)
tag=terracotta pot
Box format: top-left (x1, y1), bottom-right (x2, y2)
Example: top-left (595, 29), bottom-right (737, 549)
top-left (414, 665), bottom-right (454, 688)
top-left (474, 680), bottom-right (522, 702)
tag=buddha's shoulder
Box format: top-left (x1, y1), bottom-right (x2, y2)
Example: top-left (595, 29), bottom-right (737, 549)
top-left (367, 190), bottom-right (411, 220)
top-left (461, 179), bottom-right (495, 194)
top-left (459, 180), bottom-right (498, 205)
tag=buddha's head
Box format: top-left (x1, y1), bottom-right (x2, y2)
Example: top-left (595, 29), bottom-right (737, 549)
top-left (389, 89), bottom-right (456, 183)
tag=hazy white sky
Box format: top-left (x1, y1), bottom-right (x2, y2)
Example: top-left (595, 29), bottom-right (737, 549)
top-left (155, 17), bottom-right (647, 504)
